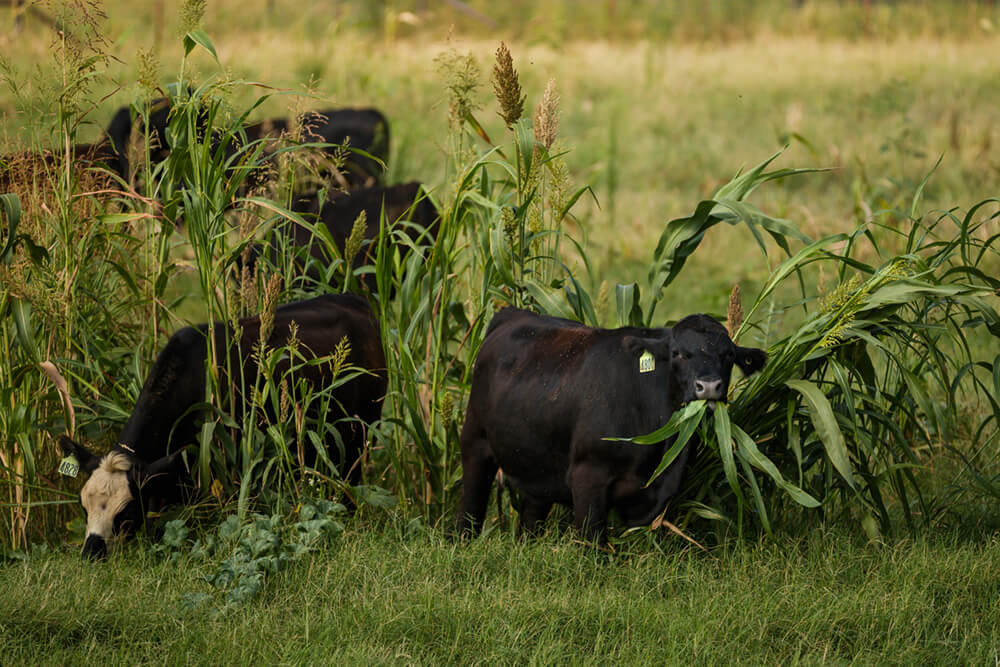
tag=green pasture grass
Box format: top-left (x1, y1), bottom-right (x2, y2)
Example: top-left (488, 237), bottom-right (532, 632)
top-left (3, 522), bottom-right (1000, 664)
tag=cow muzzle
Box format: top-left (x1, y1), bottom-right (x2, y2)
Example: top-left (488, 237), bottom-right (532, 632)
top-left (81, 534), bottom-right (108, 561)
top-left (694, 378), bottom-right (724, 401)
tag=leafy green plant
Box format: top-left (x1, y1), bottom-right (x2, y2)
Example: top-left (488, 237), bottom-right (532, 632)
top-left (150, 499), bottom-right (347, 609)
top-left (614, 161), bottom-right (1000, 540)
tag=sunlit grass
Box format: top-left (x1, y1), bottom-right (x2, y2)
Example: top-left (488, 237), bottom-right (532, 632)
top-left (3, 524), bottom-right (1000, 663)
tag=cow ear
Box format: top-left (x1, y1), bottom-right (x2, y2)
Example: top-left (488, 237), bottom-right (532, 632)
top-left (58, 435), bottom-right (101, 473)
top-left (623, 333), bottom-right (671, 358)
top-left (735, 346), bottom-right (767, 376)
top-left (145, 448), bottom-right (188, 483)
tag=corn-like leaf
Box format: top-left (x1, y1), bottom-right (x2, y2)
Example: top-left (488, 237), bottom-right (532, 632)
top-left (731, 423), bottom-right (820, 508)
top-left (615, 283), bottom-right (643, 328)
top-left (785, 379), bottom-right (856, 489)
top-left (0, 192), bottom-right (22, 263)
top-left (712, 404), bottom-right (744, 506)
top-left (606, 400), bottom-right (707, 446)
top-left (645, 406), bottom-right (704, 485)
top-left (184, 29), bottom-right (219, 63)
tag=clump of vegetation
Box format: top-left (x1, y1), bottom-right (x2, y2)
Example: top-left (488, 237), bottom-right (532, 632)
top-left (614, 155), bottom-right (1000, 541)
top-left (154, 498), bottom-right (347, 609)
top-left (1, 10), bottom-right (998, 560)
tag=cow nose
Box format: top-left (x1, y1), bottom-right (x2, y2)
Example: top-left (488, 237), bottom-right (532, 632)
top-left (694, 378), bottom-right (724, 400)
top-left (81, 534), bottom-right (108, 561)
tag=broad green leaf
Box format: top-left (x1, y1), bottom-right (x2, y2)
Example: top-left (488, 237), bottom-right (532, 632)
top-left (786, 379), bottom-right (856, 489)
top-left (185, 29), bottom-right (220, 63)
top-left (615, 282), bottom-right (643, 328)
top-left (645, 405), bottom-right (703, 484)
top-left (11, 299), bottom-right (38, 363)
top-left (732, 424), bottom-right (820, 507)
top-left (606, 400), bottom-right (707, 445)
top-left (712, 404), bottom-right (743, 504)
top-left (0, 192), bottom-right (21, 263)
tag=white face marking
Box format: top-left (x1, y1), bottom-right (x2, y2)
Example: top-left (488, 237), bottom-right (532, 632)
top-left (80, 453), bottom-right (133, 542)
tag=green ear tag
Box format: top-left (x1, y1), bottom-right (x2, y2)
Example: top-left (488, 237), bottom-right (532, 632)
top-left (639, 350), bottom-right (655, 373)
top-left (58, 455), bottom-right (80, 478)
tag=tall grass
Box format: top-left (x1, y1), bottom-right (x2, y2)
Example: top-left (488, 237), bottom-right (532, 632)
top-left (0, 10), bottom-right (384, 551)
top-left (615, 157), bottom-right (1000, 540)
top-left (1, 7), bottom-right (999, 555)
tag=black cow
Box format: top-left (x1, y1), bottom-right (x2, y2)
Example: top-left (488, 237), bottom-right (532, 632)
top-left (0, 142), bottom-right (121, 195)
top-left (456, 308), bottom-right (767, 544)
top-left (252, 181), bottom-right (439, 293)
top-left (0, 97), bottom-right (197, 193)
top-left (228, 107), bottom-right (390, 191)
top-left (103, 97), bottom-right (176, 181)
top-left (59, 293), bottom-right (387, 559)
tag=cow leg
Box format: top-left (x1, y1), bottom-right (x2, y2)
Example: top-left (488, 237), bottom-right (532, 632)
top-left (518, 497), bottom-right (553, 537)
top-left (457, 421), bottom-right (498, 537)
top-left (569, 462), bottom-right (610, 545)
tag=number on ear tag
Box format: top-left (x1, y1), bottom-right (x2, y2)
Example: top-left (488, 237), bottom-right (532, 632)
top-left (639, 350), bottom-right (655, 373)
top-left (58, 455), bottom-right (80, 478)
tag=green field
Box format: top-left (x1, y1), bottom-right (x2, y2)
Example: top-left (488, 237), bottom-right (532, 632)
top-left (2, 1), bottom-right (1000, 661)
top-left (4, 524), bottom-right (1000, 663)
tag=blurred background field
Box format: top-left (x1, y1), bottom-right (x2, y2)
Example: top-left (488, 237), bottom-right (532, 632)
top-left (2, 0), bottom-right (1000, 314)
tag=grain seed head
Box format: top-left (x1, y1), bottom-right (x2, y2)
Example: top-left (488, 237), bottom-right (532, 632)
top-left (180, 0), bottom-right (206, 35)
top-left (344, 210), bottom-right (367, 269)
top-left (491, 42), bottom-right (525, 129)
top-left (435, 48), bottom-right (481, 129)
top-left (533, 79), bottom-right (560, 149)
top-left (259, 273), bottom-right (282, 348)
top-left (727, 284), bottom-right (743, 339)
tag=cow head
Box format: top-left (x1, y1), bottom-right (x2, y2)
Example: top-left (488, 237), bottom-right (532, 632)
top-left (668, 314), bottom-right (766, 408)
top-left (626, 314), bottom-right (766, 411)
top-left (58, 436), bottom-right (186, 560)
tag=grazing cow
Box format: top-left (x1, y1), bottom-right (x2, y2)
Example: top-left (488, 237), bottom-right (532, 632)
top-left (59, 293), bottom-right (387, 559)
top-left (229, 107), bottom-right (390, 191)
top-left (0, 142), bottom-right (121, 195)
top-left (456, 308), bottom-right (767, 544)
top-left (0, 96), bottom-right (193, 193)
top-left (103, 97), bottom-right (176, 181)
top-left (251, 181), bottom-right (439, 293)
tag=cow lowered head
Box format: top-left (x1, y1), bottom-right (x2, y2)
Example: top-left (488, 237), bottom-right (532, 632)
top-left (58, 436), bottom-right (187, 560)
top-left (624, 313), bottom-right (767, 411)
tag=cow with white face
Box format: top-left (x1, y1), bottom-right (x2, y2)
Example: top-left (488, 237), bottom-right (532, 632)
top-left (58, 293), bottom-right (388, 560)
top-left (59, 438), bottom-right (188, 559)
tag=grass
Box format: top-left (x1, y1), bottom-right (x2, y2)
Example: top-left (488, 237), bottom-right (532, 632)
top-left (3, 521), bottom-right (1000, 663)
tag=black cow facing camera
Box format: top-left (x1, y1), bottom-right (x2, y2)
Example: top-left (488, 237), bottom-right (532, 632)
top-left (60, 293), bottom-right (387, 560)
top-left (456, 308), bottom-right (766, 545)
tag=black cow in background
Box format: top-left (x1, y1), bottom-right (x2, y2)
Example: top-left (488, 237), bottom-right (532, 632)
top-left (59, 293), bottom-right (387, 560)
top-left (0, 99), bottom-right (171, 192)
top-left (248, 181), bottom-right (439, 293)
top-left (228, 107), bottom-right (390, 192)
top-left (103, 97), bottom-right (177, 181)
top-left (456, 308), bottom-right (767, 544)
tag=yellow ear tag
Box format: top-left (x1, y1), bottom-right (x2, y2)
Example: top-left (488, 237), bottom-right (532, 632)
top-left (58, 455), bottom-right (80, 478)
top-left (639, 350), bottom-right (655, 373)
